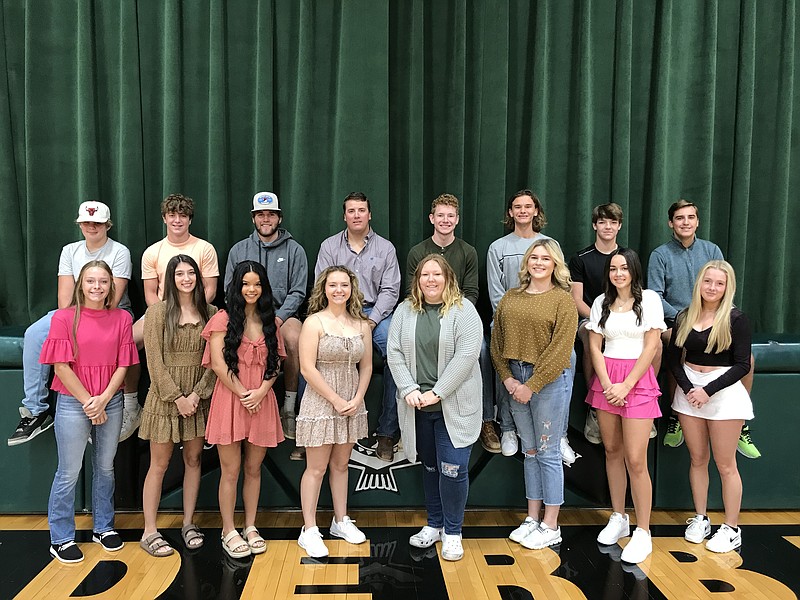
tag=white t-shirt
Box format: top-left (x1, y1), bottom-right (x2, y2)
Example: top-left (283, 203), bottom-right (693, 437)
top-left (585, 289), bottom-right (666, 359)
top-left (58, 238), bottom-right (132, 311)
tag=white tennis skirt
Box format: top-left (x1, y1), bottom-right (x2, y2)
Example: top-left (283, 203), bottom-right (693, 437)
top-left (671, 365), bottom-right (754, 421)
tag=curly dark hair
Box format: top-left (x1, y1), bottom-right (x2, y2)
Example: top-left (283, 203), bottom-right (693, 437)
top-left (223, 261), bottom-right (279, 381)
top-left (599, 248), bottom-right (643, 329)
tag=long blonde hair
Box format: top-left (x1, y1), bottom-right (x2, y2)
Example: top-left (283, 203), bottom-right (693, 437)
top-left (409, 254), bottom-right (463, 316)
top-left (517, 238), bottom-right (572, 292)
top-left (70, 260), bottom-right (116, 359)
top-left (307, 266), bottom-right (366, 320)
top-left (674, 260), bottom-right (737, 353)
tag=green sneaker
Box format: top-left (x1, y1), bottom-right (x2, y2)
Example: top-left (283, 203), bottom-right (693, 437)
top-left (663, 416), bottom-right (684, 447)
top-left (737, 425), bottom-right (761, 459)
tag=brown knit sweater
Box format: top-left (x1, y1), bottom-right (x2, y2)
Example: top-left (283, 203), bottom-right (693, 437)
top-left (491, 286), bottom-right (577, 393)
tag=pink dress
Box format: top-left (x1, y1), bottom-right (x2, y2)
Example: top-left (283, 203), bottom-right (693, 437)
top-left (40, 307), bottom-right (139, 393)
top-left (201, 310), bottom-right (285, 447)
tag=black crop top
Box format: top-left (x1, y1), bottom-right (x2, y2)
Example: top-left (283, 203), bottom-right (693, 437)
top-left (667, 308), bottom-right (751, 397)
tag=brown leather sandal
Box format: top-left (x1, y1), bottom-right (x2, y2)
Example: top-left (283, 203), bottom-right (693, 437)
top-left (140, 532), bottom-right (174, 557)
top-left (181, 524), bottom-right (205, 549)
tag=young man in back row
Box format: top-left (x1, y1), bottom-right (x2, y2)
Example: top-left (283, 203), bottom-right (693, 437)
top-left (487, 189), bottom-right (578, 465)
top-left (568, 203), bottom-right (627, 444)
top-left (224, 191), bottom-right (308, 440)
top-left (648, 199), bottom-right (759, 458)
top-left (8, 201), bottom-right (133, 446)
top-left (406, 194), bottom-right (500, 452)
top-left (315, 192), bottom-right (401, 461)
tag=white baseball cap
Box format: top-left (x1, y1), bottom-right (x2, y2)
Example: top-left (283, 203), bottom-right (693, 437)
top-left (76, 201), bottom-right (111, 223)
top-left (251, 192), bottom-right (281, 213)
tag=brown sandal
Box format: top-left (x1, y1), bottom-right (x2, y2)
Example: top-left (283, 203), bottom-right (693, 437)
top-left (140, 532), bottom-right (174, 557)
top-left (181, 524), bottom-right (205, 549)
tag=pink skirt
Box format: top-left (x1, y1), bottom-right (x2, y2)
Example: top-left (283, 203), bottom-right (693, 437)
top-left (585, 357), bottom-right (662, 419)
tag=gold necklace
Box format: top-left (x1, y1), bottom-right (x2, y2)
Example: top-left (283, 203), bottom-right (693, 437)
top-left (613, 297), bottom-right (632, 312)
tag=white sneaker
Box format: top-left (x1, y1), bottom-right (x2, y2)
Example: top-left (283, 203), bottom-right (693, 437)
top-left (706, 524), bottom-right (742, 553)
top-left (560, 437), bottom-right (581, 467)
top-left (509, 517), bottom-right (539, 543)
top-left (118, 405), bottom-right (142, 442)
top-left (330, 516), bottom-right (366, 544)
top-left (597, 512), bottom-right (630, 545)
top-left (440, 533), bottom-right (464, 561)
top-left (281, 411), bottom-right (296, 440)
top-left (501, 431), bottom-right (518, 456)
top-left (684, 514), bottom-right (711, 543)
top-left (521, 525), bottom-right (561, 549)
top-left (298, 526), bottom-right (329, 558)
top-left (584, 408), bottom-right (602, 444)
top-left (620, 527), bottom-right (652, 564)
top-left (409, 526), bottom-right (442, 548)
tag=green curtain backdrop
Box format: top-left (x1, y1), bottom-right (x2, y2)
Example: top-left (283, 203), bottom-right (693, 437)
top-left (1, 0), bottom-right (797, 332)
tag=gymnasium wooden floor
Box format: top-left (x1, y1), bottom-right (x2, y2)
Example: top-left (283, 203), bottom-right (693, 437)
top-left (4, 509), bottom-right (799, 599)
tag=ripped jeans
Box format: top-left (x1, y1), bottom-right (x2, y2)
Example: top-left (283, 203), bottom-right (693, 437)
top-left (508, 360), bottom-right (571, 506)
top-left (415, 410), bottom-right (472, 535)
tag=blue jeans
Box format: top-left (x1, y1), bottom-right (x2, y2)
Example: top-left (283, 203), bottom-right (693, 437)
top-left (563, 349), bottom-right (577, 437)
top-left (22, 310), bottom-right (56, 416)
top-left (508, 361), bottom-right (571, 506)
top-left (48, 392), bottom-right (123, 544)
top-left (371, 315), bottom-right (400, 440)
top-left (415, 410), bottom-right (472, 535)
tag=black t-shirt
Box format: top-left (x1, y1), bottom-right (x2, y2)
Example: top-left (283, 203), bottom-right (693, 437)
top-left (568, 244), bottom-right (623, 307)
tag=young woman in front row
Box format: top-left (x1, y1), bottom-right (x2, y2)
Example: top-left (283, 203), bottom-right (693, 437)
top-left (387, 255), bottom-right (483, 562)
top-left (295, 266), bottom-right (372, 558)
top-left (139, 255), bottom-right (217, 557)
top-left (491, 239), bottom-right (578, 550)
top-left (203, 261), bottom-right (285, 559)
top-left (584, 249), bottom-right (665, 564)
top-left (42, 260), bottom-right (138, 563)
top-left (668, 260), bottom-right (753, 553)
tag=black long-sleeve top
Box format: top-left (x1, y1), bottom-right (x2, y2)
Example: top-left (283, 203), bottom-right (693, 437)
top-left (667, 308), bottom-right (751, 397)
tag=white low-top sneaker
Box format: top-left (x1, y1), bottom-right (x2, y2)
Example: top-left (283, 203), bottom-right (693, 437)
top-left (705, 524), bottom-right (742, 553)
top-left (409, 526), bottom-right (442, 548)
top-left (620, 527), bottom-right (652, 564)
top-left (330, 516), bottom-right (366, 544)
top-left (521, 525), bottom-right (562, 550)
top-left (501, 431), bottom-right (518, 456)
top-left (509, 517), bottom-right (540, 543)
top-left (684, 514), bottom-right (711, 544)
top-left (597, 512), bottom-right (630, 545)
top-left (440, 533), bottom-right (464, 561)
top-left (298, 526), bottom-right (329, 558)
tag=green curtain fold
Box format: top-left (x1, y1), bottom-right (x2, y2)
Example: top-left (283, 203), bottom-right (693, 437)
top-left (1, 0), bottom-right (797, 331)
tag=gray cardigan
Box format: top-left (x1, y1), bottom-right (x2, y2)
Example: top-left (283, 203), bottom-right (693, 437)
top-left (387, 299), bottom-right (483, 462)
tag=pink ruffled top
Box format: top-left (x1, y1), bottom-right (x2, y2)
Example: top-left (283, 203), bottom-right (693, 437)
top-left (40, 306), bottom-right (139, 396)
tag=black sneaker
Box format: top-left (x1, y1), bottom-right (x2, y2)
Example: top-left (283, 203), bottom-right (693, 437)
top-left (8, 408), bottom-right (54, 446)
top-left (93, 530), bottom-right (124, 551)
top-left (50, 541), bottom-right (84, 563)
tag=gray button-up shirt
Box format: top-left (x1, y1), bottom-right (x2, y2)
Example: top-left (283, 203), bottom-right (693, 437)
top-left (315, 229), bottom-right (401, 325)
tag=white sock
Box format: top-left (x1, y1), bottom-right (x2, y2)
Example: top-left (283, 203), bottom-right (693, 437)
top-left (123, 392), bottom-right (139, 412)
top-left (283, 391), bottom-right (297, 415)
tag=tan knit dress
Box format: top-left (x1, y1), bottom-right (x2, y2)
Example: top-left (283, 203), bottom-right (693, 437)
top-left (139, 302), bottom-right (218, 443)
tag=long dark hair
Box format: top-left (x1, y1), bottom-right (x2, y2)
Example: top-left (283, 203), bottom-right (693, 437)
top-left (224, 261), bottom-right (279, 380)
top-left (599, 248), bottom-right (643, 328)
top-left (163, 255), bottom-right (209, 350)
